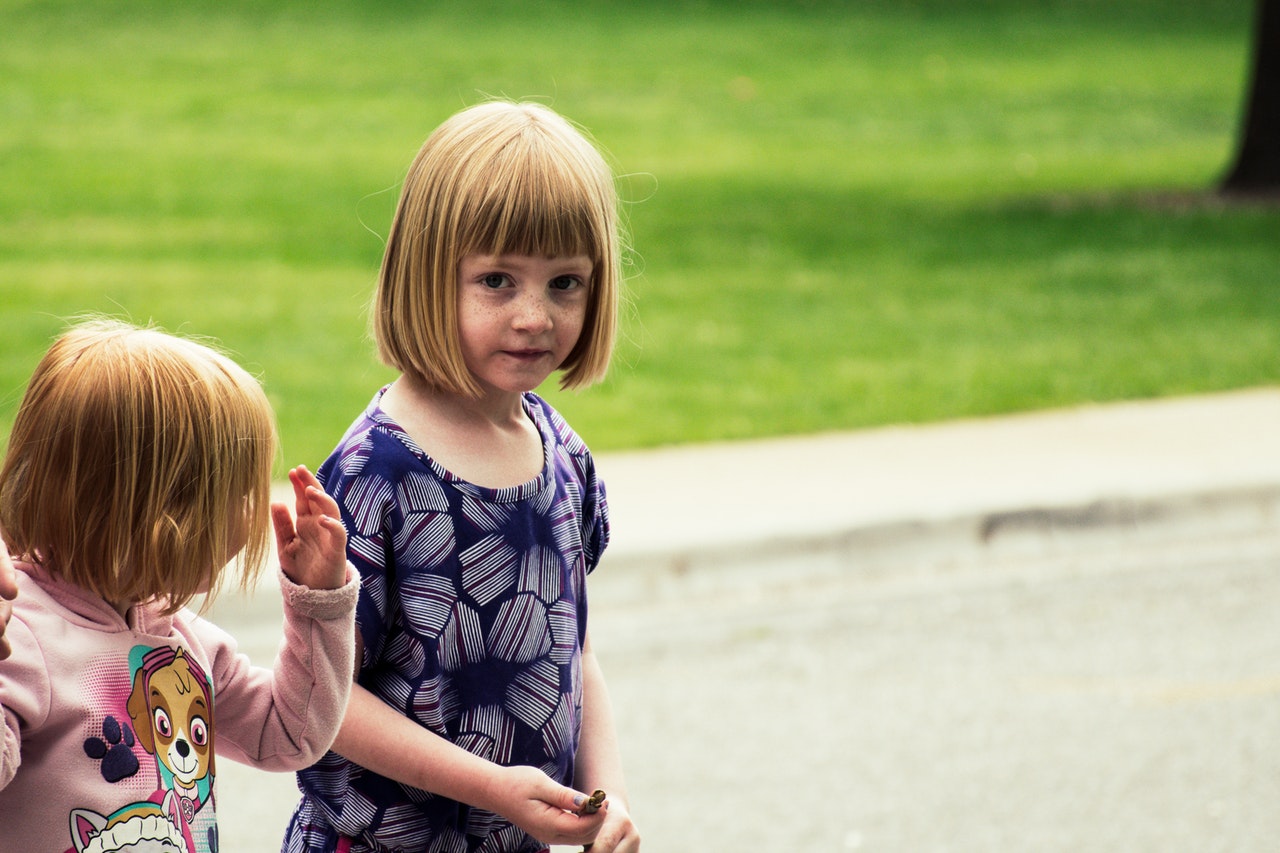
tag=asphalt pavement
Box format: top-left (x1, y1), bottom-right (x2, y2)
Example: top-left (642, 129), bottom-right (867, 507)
top-left (211, 387), bottom-right (1280, 851)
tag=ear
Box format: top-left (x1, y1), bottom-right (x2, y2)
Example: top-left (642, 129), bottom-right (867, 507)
top-left (126, 668), bottom-right (155, 754)
top-left (69, 808), bottom-right (107, 852)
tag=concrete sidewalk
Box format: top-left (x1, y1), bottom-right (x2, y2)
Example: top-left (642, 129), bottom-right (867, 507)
top-left (596, 386), bottom-right (1280, 577)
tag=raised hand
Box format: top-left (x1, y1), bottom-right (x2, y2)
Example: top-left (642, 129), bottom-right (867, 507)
top-left (270, 466), bottom-right (348, 590)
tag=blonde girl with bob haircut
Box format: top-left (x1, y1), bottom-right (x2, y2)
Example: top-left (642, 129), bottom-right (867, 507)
top-left (375, 98), bottom-right (620, 398)
top-left (0, 318), bottom-right (360, 853)
top-left (286, 101), bottom-right (640, 853)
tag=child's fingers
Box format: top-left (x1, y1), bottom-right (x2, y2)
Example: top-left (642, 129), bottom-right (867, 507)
top-left (318, 513), bottom-right (348, 542)
top-left (0, 546), bottom-right (17, 601)
top-left (290, 464), bottom-right (323, 495)
top-left (528, 774), bottom-right (594, 817)
top-left (288, 467), bottom-right (312, 510)
top-left (269, 501), bottom-right (296, 550)
top-left (304, 484), bottom-right (343, 520)
top-left (0, 591), bottom-right (14, 660)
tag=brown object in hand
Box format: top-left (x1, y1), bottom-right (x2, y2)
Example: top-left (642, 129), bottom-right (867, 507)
top-left (581, 789), bottom-right (607, 815)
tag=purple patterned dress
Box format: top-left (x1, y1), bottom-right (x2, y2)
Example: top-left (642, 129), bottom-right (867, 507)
top-left (283, 388), bottom-right (608, 853)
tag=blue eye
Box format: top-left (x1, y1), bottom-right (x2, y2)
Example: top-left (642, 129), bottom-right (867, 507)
top-left (481, 274), bottom-right (507, 289)
top-left (551, 276), bottom-right (581, 291)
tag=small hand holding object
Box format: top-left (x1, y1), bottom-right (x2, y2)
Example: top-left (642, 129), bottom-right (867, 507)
top-left (485, 764), bottom-right (606, 848)
top-left (0, 539), bottom-right (17, 661)
top-left (580, 790), bottom-right (641, 852)
top-left (271, 465), bottom-right (349, 590)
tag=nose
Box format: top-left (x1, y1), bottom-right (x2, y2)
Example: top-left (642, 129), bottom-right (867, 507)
top-left (176, 739), bottom-right (190, 758)
top-left (512, 290), bottom-right (553, 332)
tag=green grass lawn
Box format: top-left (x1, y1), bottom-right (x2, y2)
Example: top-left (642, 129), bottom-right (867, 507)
top-left (2, 0), bottom-right (1276, 467)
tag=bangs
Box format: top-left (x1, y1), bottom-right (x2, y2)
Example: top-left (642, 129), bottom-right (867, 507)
top-left (454, 125), bottom-right (611, 263)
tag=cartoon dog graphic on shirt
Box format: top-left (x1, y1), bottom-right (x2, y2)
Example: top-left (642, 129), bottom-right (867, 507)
top-left (126, 646), bottom-right (215, 826)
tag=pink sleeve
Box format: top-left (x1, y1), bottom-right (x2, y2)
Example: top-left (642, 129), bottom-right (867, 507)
top-left (0, 615), bottom-right (49, 790)
top-left (201, 564), bottom-right (358, 771)
top-left (1, 708), bottom-right (21, 791)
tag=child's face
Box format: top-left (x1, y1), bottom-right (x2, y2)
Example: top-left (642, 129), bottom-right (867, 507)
top-left (456, 253), bottom-right (592, 396)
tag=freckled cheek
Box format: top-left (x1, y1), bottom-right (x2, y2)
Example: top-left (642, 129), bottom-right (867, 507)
top-left (547, 309), bottom-right (580, 350)
top-left (459, 302), bottom-right (492, 325)
top-left (456, 305), bottom-right (496, 349)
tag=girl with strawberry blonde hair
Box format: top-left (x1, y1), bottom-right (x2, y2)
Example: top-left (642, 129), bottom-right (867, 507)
top-left (0, 319), bottom-right (360, 853)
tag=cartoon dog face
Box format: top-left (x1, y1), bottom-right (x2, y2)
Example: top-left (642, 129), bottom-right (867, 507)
top-left (126, 647), bottom-right (215, 793)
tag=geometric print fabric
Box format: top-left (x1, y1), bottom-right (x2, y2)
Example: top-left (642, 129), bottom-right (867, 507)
top-left (285, 389), bottom-right (608, 853)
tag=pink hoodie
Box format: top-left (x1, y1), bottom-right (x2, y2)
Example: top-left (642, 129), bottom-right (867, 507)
top-left (0, 562), bottom-right (357, 853)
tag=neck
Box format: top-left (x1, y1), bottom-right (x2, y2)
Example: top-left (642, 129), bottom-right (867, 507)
top-left (393, 373), bottom-right (526, 430)
top-left (382, 374), bottom-right (544, 489)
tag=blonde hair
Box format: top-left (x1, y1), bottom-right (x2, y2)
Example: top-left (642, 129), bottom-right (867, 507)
top-left (375, 100), bottom-right (621, 395)
top-left (0, 319), bottom-right (276, 615)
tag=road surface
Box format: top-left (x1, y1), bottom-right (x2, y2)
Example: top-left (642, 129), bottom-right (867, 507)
top-left (211, 520), bottom-right (1280, 851)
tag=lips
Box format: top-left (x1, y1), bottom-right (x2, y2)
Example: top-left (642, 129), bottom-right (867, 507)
top-left (503, 349), bottom-right (550, 361)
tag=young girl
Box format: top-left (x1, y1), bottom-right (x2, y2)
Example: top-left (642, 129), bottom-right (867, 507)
top-left (284, 101), bottom-right (641, 853)
top-left (0, 319), bottom-right (360, 853)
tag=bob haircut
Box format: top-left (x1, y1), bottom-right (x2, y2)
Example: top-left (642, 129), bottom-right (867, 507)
top-left (0, 319), bottom-right (276, 615)
top-left (375, 100), bottom-right (621, 396)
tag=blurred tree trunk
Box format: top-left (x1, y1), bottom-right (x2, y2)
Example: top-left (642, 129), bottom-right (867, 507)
top-left (1221, 0), bottom-right (1280, 195)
